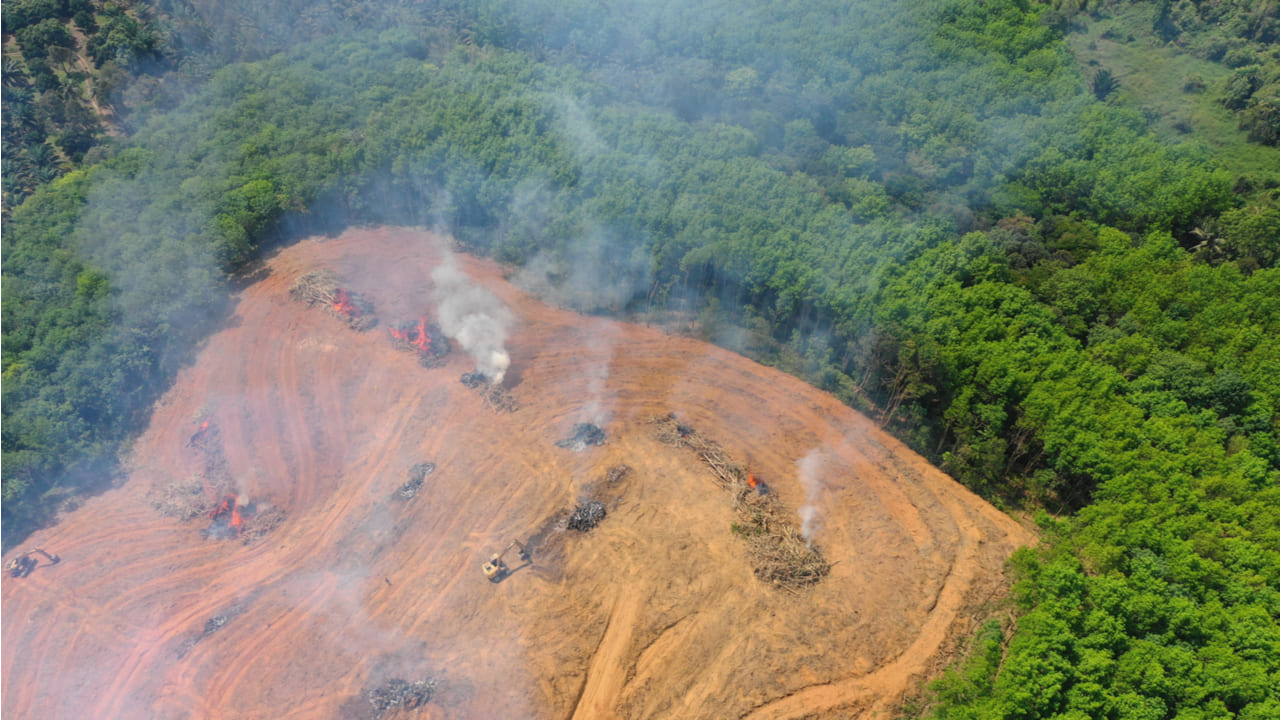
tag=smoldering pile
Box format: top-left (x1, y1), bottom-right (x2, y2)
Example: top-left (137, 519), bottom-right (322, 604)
top-left (567, 500), bottom-right (606, 531)
top-left (289, 269), bottom-right (377, 331)
top-left (365, 677), bottom-right (437, 718)
top-left (650, 414), bottom-right (830, 592)
top-left (460, 371), bottom-right (519, 412)
top-left (396, 462), bottom-right (434, 500)
top-left (388, 318), bottom-right (450, 367)
top-left (556, 423), bottom-right (606, 451)
top-left (566, 464), bottom-right (632, 532)
top-left (460, 371), bottom-right (490, 389)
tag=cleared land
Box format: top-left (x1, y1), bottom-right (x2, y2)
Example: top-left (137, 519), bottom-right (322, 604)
top-left (1, 227), bottom-right (1032, 719)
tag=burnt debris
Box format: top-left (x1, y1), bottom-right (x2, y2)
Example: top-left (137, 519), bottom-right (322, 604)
top-left (397, 463), bottom-right (435, 500)
top-left (176, 602), bottom-right (248, 658)
top-left (460, 372), bottom-right (519, 413)
top-left (556, 423), bottom-right (606, 451)
top-left (567, 500), bottom-right (607, 532)
top-left (605, 464), bottom-right (632, 485)
top-left (460, 371), bottom-right (489, 388)
top-left (366, 677), bottom-right (437, 717)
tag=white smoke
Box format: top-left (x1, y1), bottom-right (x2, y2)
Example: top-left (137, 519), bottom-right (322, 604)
top-left (797, 449), bottom-right (827, 545)
top-left (431, 258), bottom-right (513, 384)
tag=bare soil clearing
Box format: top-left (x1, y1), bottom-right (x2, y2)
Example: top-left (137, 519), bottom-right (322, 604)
top-left (2, 227), bottom-right (1033, 719)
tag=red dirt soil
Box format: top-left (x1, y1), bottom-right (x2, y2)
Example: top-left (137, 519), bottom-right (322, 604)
top-left (1, 227), bottom-right (1033, 719)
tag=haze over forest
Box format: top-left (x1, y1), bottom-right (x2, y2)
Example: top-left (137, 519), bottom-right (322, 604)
top-left (3, 0), bottom-right (1279, 718)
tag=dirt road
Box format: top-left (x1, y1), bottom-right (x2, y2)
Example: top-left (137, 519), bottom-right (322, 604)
top-left (1, 227), bottom-right (1032, 719)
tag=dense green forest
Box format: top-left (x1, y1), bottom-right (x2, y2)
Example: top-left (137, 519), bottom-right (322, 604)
top-left (3, 0), bottom-right (1278, 717)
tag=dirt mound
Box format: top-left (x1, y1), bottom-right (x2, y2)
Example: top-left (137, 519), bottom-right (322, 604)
top-left (1, 227), bottom-right (1033, 719)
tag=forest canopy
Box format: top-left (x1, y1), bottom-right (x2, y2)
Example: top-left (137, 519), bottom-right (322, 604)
top-left (3, 0), bottom-right (1278, 718)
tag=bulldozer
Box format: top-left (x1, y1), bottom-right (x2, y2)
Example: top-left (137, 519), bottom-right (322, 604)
top-left (481, 540), bottom-right (530, 583)
top-left (6, 548), bottom-right (60, 578)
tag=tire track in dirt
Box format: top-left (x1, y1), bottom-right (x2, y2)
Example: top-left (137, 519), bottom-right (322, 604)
top-left (571, 590), bottom-right (644, 720)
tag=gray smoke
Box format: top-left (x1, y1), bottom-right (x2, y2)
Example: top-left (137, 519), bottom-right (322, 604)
top-left (797, 449), bottom-right (827, 544)
top-left (431, 257), bottom-right (513, 384)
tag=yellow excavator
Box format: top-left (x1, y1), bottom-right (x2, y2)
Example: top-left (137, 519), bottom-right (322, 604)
top-left (6, 548), bottom-right (60, 578)
top-left (481, 540), bottom-right (530, 583)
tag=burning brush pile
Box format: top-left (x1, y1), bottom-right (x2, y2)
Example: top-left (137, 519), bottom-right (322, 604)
top-left (289, 270), bottom-right (377, 331)
top-left (460, 371), bottom-right (519, 413)
top-left (201, 495), bottom-right (285, 543)
top-left (651, 414), bottom-right (830, 592)
top-left (153, 419), bottom-right (286, 542)
top-left (556, 423), bottom-right (606, 451)
top-left (388, 318), bottom-right (450, 367)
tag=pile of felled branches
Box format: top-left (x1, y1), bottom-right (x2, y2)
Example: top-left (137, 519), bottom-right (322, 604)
top-left (650, 414), bottom-right (830, 592)
top-left (288, 270), bottom-right (377, 331)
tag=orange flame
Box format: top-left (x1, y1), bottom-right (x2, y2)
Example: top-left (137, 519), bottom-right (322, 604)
top-left (389, 318), bottom-right (432, 352)
top-left (209, 495), bottom-right (244, 535)
top-left (748, 473), bottom-right (757, 489)
top-left (333, 288), bottom-right (358, 318)
top-left (412, 317), bottom-right (430, 351)
top-left (200, 420), bottom-right (210, 432)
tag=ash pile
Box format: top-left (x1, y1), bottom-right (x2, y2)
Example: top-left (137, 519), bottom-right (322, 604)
top-left (396, 462), bottom-right (434, 500)
top-left (388, 319), bottom-right (450, 367)
top-left (556, 423), bottom-right (606, 451)
top-left (460, 371), bottom-right (519, 413)
top-left (289, 269), bottom-right (377, 331)
top-left (567, 500), bottom-right (606, 531)
top-left (365, 677), bottom-right (437, 718)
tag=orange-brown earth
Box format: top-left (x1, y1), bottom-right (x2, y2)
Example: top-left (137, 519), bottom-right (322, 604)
top-left (1, 227), bottom-right (1033, 719)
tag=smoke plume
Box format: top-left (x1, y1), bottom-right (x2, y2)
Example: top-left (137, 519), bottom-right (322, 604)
top-left (797, 449), bottom-right (827, 544)
top-left (431, 257), bottom-right (514, 384)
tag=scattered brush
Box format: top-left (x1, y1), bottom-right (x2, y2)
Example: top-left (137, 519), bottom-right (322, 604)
top-left (605, 464), bottom-right (632, 485)
top-left (237, 505), bottom-right (286, 544)
top-left (649, 414), bottom-right (830, 592)
top-left (151, 478), bottom-right (214, 521)
top-left (650, 414), bottom-right (746, 489)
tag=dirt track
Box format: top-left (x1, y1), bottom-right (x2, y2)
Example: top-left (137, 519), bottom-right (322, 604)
top-left (1, 227), bottom-right (1033, 719)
